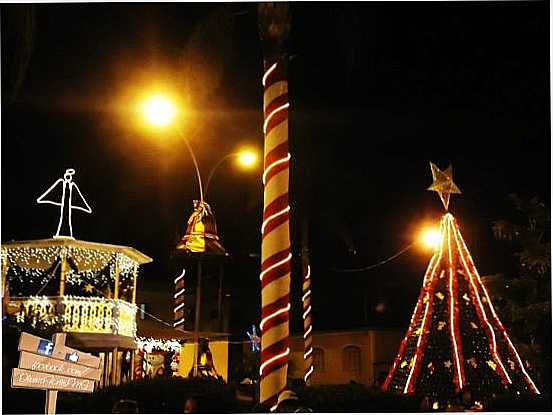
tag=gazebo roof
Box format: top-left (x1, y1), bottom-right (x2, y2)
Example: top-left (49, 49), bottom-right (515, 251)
top-left (2, 237), bottom-right (152, 265)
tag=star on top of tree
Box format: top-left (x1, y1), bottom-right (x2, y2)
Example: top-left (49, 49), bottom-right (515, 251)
top-left (427, 162), bottom-right (461, 210)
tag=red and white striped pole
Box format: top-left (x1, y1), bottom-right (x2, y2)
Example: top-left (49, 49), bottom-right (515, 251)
top-left (259, 56), bottom-right (292, 411)
top-left (302, 261), bottom-right (314, 384)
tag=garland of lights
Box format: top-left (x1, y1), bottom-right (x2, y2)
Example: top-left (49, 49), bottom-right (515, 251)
top-left (3, 247), bottom-right (138, 274)
top-left (381, 163), bottom-right (540, 409)
top-left (137, 337), bottom-right (182, 354)
top-left (259, 57), bottom-right (292, 412)
top-left (4, 247), bottom-right (139, 296)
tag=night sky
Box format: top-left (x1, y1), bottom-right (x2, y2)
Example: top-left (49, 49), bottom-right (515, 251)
top-left (1, 3), bottom-right (549, 337)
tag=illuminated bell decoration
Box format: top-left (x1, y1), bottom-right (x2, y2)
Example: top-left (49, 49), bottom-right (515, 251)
top-left (176, 200), bottom-right (227, 255)
top-left (189, 338), bottom-right (219, 378)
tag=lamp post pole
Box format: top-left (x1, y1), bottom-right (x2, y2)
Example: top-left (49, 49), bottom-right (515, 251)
top-left (173, 125), bottom-right (205, 376)
top-left (177, 126), bottom-right (204, 203)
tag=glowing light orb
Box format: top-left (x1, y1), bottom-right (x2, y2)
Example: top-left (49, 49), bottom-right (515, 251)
top-left (142, 95), bottom-right (176, 126)
top-left (421, 228), bottom-right (441, 249)
top-left (238, 151), bottom-right (257, 167)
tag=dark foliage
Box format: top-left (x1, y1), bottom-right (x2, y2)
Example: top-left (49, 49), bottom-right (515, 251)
top-left (489, 195), bottom-right (551, 388)
top-left (295, 384), bottom-right (420, 413)
top-left (486, 392), bottom-right (551, 412)
top-left (57, 377), bottom-right (248, 414)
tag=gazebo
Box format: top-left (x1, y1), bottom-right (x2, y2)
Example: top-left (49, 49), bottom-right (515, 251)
top-left (2, 237), bottom-right (152, 387)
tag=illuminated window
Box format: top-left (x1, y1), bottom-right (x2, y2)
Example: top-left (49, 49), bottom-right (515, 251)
top-left (313, 347), bottom-right (325, 372)
top-left (342, 346), bottom-right (361, 373)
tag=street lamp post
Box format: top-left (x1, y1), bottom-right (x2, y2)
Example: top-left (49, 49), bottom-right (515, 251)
top-left (177, 126), bottom-right (205, 203)
top-left (203, 150), bottom-right (257, 332)
top-left (142, 96), bottom-right (206, 376)
top-left (141, 93), bottom-right (257, 377)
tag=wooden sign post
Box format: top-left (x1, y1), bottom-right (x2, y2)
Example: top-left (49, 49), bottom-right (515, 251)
top-left (11, 332), bottom-right (101, 414)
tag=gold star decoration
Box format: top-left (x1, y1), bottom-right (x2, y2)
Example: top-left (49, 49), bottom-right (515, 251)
top-left (487, 360), bottom-right (497, 371)
top-left (437, 321), bottom-right (446, 331)
top-left (444, 360), bottom-right (452, 368)
top-left (427, 162), bottom-right (461, 210)
top-left (400, 360), bottom-right (408, 368)
top-left (435, 292), bottom-right (444, 301)
top-left (84, 283), bottom-right (94, 293)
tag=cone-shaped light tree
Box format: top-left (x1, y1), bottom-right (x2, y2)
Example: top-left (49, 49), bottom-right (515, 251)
top-left (382, 163), bottom-right (540, 408)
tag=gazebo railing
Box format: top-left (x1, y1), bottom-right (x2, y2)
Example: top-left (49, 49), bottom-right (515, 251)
top-left (7, 296), bottom-right (137, 338)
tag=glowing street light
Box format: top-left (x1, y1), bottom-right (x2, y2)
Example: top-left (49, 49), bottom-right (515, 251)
top-left (204, 149), bottom-right (259, 198)
top-left (237, 150), bottom-right (257, 168)
top-left (420, 227), bottom-right (441, 250)
top-left (141, 93), bottom-right (204, 202)
top-left (142, 94), bottom-right (177, 127)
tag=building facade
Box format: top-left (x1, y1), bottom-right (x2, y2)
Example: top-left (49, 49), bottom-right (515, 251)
top-left (287, 329), bottom-right (403, 387)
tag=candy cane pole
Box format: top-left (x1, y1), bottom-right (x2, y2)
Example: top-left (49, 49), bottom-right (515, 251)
top-left (258, 4), bottom-right (291, 410)
top-left (302, 260), bottom-right (314, 384)
top-left (259, 55), bottom-right (292, 411)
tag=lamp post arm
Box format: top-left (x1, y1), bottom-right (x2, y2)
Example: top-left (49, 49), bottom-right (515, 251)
top-left (204, 153), bottom-right (239, 199)
top-left (177, 126), bottom-right (204, 203)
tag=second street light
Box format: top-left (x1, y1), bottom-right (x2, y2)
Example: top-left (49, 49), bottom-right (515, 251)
top-left (204, 149), bottom-right (258, 198)
top-left (141, 93), bottom-right (258, 377)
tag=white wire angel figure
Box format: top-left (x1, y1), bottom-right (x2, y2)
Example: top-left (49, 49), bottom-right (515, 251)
top-left (36, 168), bottom-right (92, 239)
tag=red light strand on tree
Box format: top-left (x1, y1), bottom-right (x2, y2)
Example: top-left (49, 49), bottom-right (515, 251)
top-left (404, 216), bottom-right (446, 394)
top-left (382, 249), bottom-right (441, 391)
top-left (451, 218), bottom-right (513, 386)
top-left (453, 221), bottom-right (540, 394)
top-left (446, 216), bottom-right (465, 391)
